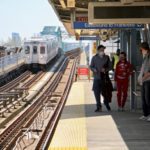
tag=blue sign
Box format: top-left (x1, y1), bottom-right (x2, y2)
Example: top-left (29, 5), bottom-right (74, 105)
top-left (73, 22), bottom-right (144, 29)
top-left (79, 36), bottom-right (100, 40)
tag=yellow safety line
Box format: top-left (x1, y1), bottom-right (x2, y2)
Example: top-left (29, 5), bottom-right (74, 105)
top-left (49, 147), bottom-right (88, 150)
top-left (49, 83), bottom-right (87, 149)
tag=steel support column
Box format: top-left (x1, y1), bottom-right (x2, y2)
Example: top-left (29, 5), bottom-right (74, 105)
top-left (130, 30), bottom-right (137, 110)
top-left (120, 30), bottom-right (127, 52)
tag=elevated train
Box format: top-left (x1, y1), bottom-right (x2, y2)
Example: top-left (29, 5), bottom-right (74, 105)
top-left (24, 36), bottom-right (60, 70)
top-left (24, 35), bottom-right (82, 70)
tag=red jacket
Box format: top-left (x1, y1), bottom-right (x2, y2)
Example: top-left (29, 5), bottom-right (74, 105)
top-left (115, 60), bottom-right (132, 81)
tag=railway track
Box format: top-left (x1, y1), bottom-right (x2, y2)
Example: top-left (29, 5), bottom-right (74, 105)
top-left (0, 71), bottom-right (31, 92)
top-left (65, 48), bottom-right (81, 58)
top-left (0, 71), bottom-right (46, 123)
top-left (35, 58), bottom-right (78, 150)
top-left (0, 49), bottom-right (81, 150)
top-left (23, 71), bottom-right (45, 88)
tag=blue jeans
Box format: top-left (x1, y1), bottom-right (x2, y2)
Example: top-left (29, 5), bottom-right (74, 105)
top-left (141, 80), bottom-right (150, 116)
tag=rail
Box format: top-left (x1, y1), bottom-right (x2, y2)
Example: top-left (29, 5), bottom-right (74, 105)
top-left (0, 49), bottom-right (81, 150)
top-left (132, 70), bottom-right (142, 110)
top-left (0, 58), bottom-right (67, 149)
top-left (65, 48), bottom-right (82, 58)
top-left (36, 58), bottom-right (78, 149)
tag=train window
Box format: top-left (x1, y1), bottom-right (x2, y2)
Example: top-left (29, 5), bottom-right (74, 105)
top-left (40, 46), bottom-right (45, 54)
top-left (25, 46), bottom-right (30, 54)
top-left (33, 46), bottom-right (37, 54)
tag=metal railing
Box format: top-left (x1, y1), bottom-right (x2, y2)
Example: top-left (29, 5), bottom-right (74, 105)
top-left (0, 52), bottom-right (25, 75)
top-left (131, 70), bottom-right (141, 110)
top-left (62, 42), bottom-right (81, 52)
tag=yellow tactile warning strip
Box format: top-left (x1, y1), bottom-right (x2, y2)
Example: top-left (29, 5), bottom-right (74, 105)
top-left (49, 148), bottom-right (87, 150)
top-left (49, 82), bottom-right (87, 150)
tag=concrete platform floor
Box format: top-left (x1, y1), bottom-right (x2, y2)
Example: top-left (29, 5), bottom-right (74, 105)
top-left (48, 51), bottom-right (150, 150)
top-left (85, 81), bottom-right (150, 150)
top-left (49, 80), bottom-right (150, 150)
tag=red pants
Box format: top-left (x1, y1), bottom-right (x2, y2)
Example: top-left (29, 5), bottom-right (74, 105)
top-left (116, 79), bottom-right (128, 108)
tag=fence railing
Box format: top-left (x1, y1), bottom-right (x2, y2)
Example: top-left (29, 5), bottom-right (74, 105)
top-left (62, 42), bottom-right (81, 52)
top-left (0, 52), bottom-right (25, 75)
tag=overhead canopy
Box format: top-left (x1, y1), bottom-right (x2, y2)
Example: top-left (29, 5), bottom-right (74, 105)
top-left (48, 0), bottom-right (150, 39)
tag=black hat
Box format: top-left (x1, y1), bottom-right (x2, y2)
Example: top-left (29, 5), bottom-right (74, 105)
top-left (140, 42), bottom-right (150, 50)
top-left (97, 45), bottom-right (106, 50)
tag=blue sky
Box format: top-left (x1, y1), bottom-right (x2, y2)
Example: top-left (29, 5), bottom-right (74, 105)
top-left (0, 0), bottom-right (62, 41)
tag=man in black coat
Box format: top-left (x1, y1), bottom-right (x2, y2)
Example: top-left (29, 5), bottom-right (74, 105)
top-left (90, 45), bottom-right (112, 112)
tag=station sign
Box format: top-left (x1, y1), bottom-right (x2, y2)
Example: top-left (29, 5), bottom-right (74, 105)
top-left (73, 22), bottom-right (144, 29)
top-left (88, 2), bottom-right (150, 24)
top-left (76, 13), bottom-right (88, 22)
top-left (79, 36), bottom-right (100, 40)
top-left (76, 17), bottom-right (88, 22)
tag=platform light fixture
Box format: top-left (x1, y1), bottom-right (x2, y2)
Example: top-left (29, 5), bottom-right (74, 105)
top-left (67, 0), bottom-right (75, 8)
top-left (75, 29), bottom-right (81, 35)
top-left (121, 0), bottom-right (134, 4)
top-left (59, 0), bottom-right (66, 8)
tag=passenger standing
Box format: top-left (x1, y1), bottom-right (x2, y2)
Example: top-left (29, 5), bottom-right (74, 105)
top-left (115, 52), bottom-right (132, 111)
top-left (90, 45), bottom-right (111, 112)
top-left (138, 42), bottom-right (150, 121)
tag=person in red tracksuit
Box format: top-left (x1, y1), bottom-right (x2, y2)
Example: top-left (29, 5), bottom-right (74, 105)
top-left (115, 51), bottom-right (132, 111)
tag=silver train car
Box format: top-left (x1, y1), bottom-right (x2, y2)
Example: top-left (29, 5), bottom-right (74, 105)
top-left (24, 36), bottom-right (59, 69)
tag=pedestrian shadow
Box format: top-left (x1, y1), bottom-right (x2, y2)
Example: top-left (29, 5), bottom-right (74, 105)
top-left (60, 103), bottom-right (150, 150)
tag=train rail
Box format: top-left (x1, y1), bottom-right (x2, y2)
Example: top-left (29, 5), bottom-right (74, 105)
top-left (0, 71), bottom-right (31, 92)
top-left (0, 48), bottom-right (81, 150)
top-left (0, 70), bottom-right (47, 117)
top-left (65, 48), bottom-right (81, 58)
top-left (23, 71), bottom-right (45, 88)
top-left (35, 59), bottom-right (78, 150)
top-left (0, 53), bottom-right (64, 120)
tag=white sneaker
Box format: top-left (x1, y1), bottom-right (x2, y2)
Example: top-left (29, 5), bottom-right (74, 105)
top-left (139, 116), bottom-right (148, 120)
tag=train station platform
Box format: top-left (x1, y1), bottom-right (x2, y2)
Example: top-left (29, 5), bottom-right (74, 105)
top-left (48, 52), bottom-right (150, 150)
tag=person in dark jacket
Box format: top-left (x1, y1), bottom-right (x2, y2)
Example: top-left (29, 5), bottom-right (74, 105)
top-left (101, 72), bottom-right (113, 104)
top-left (90, 45), bottom-right (111, 112)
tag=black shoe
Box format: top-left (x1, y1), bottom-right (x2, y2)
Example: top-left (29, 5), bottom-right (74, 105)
top-left (105, 104), bottom-right (111, 111)
top-left (95, 107), bottom-right (102, 112)
top-left (107, 107), bottom-right (111, 111)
